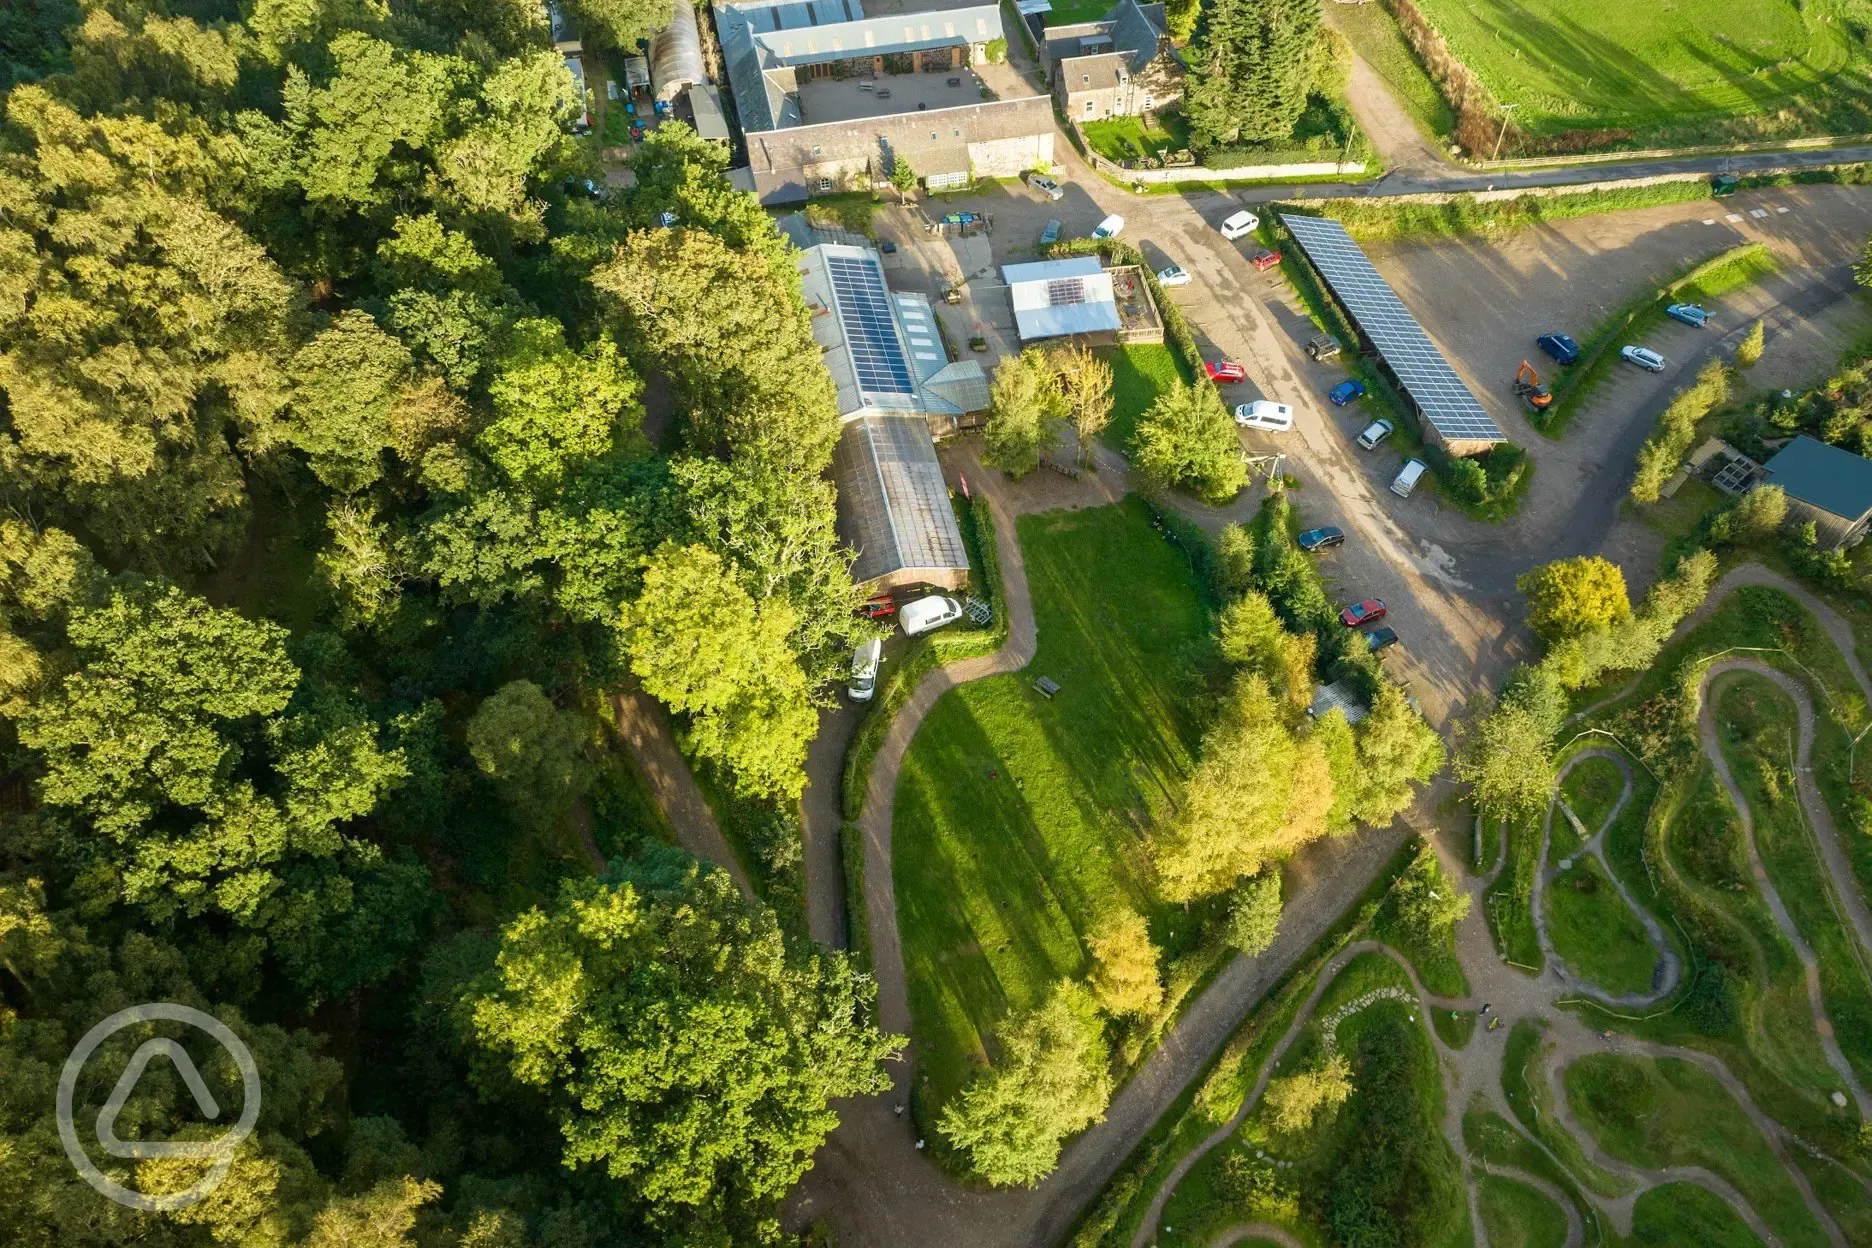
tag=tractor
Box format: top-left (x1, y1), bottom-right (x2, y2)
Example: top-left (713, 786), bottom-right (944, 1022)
top-left (1513, 360), bottom-right (1553, 413)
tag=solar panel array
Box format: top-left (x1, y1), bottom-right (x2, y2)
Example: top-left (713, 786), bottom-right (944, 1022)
top-left (1045, 277), bottom-right (1087, 308)
top-left (828, 255), bottom-right (915, 395)
top-left (1279, 214), bottom-right (1504, 445)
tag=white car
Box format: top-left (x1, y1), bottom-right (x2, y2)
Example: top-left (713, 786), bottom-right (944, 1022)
top-left (1155, 263), bottom-right (1192, 287)
top-left (1234, 400), bottom-right (1294, 432)
top-left (1621, 345), bottom-right (1666, 372)
top-left (1091, 214), bottom-right (1125, 239)
top-left (1220, 209), bottom-right (1260, 240)
top-left (1028, 172), bottom-right (1064, 201)
top-left (1356, 418), bottom-right (1393, 450)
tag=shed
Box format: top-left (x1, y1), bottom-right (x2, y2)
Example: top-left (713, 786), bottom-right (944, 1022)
top-left (650, 0), bottom-right (706, 100)
top-left (1760, 434), bottom-right (1872, 550)
top-left (1002, 256), bottom-right (1121, 340)
top-left (1307, 680), bottom-right (1369, 726)
top-left (832, 415), bottom-right (971, 592)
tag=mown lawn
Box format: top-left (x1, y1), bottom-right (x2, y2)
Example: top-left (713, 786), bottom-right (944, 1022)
top-left (1477, 1175), bottom-right (1568, 1248)
top-left (1629, 1183), bottom-right (1766, 1246)
top-left (1102, 342), bottom-right (1192, 453)
top-left (1082, 111), bottom-right (1191, 163)
top-left (894, 498), bottom-right (1218, 1125)
top-left (1545, 855), bottom-right (1661, 996)
top-left (1409, 0), bottom-right (1872, 145)
top-left (1566, 1053), bottom-right (1830, 1248)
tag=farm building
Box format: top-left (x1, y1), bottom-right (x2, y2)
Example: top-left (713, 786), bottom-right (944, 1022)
top-left (1001, 256), bottom-right (1163, 343)
top-left (1759, 435), bottom-right (1872, 550)
top-left (1279, 214), bottom-right (1505, 457)
top-left (799, 242), bottom-right (984, 590)
top-left (1044, 0), bottom-right (1183, 123)
top-left (718, 0), bottom-right (1053, 202)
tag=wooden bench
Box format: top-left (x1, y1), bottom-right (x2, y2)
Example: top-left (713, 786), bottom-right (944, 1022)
top-left (1034, 677), bottom-right (1060, 699)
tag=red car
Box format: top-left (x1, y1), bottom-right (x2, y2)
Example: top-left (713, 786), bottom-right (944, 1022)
top-left (1250, 247), bottom-right (1282, 271)
top-left (859, 595), bottom-right (897, 619)
top-left (1339, 598), bottom-right (1387, 627)
top-left (1206, 359), bottom-right (1248, 383)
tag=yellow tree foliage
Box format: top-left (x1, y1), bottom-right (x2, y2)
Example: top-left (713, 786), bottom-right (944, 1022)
top-left (1085, 908), bottom-right (1164, 1017)
top-left (1263, 1053), bottom-right (1353, 1136)
top-left (1516, 555), bottom-right (1631, 644)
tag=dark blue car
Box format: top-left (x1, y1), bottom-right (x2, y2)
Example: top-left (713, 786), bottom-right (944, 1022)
top-left (1537, 333), bottom-right (1579, 364)
top-left (1328, 380), bottom-right (1366, 406)
top-left (1297, 527), bottom-right (1345, 552)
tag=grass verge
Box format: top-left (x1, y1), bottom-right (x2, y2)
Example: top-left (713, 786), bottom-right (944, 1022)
top-left (1544, 855), bottom-right (1662, 997)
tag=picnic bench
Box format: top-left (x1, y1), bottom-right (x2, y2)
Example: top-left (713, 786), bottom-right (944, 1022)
top-left (1034, 676), bottom-right (1060, 699)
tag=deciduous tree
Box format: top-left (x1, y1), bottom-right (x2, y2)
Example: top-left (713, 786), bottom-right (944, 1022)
top-left (1050, 342), bottom-right (1114, 464)
top-left (1227, 871), bottom-right (1282, 955)
top-left (1516, 555), bottom-right (1631, 644)
top-left (466, 680), bottom-right (591, 830)
top-left (1263, 1053), bottom-right (1352, 1136)
top-left (983, 348), bottom-right (1066, 479)
top-left (447, 850), bottom-right (898, 1213)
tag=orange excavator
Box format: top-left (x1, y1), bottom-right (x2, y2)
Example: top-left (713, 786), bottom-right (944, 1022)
top-left (1513, 360), bottom-right (1553, 412)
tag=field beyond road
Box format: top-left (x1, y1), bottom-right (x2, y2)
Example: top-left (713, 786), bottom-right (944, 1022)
top-left (1409, 0), bottom-right (1872, 148)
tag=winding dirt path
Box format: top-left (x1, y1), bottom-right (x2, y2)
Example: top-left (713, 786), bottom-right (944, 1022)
top-left (1475, 1167), bottom-right (1584, 1248)
top-left (1698, 660), bottom-right (1872, 1118)
top-left (609, 688), bottom-right (753, 899)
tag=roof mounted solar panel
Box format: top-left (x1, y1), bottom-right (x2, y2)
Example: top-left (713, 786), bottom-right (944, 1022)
top-left (1279, 214), bottom-right (1505, 445)
top-left (827, 254), bottom-right (915, 396)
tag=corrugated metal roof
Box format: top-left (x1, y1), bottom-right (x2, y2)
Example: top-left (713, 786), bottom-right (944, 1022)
top-left (1004, 258), bottom-right (1119, 340)
top-left (1764, 435), bottom-right (1872, 521)
top-left (833, 415), bottom-right (970, 583)
top-left (650, 0), bottom-right (705, 100)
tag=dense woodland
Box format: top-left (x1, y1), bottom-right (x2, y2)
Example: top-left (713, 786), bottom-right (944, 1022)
top-left (0, 2), bottom-right (899, 1246)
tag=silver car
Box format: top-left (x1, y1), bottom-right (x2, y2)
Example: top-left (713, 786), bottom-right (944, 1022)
top-left (1621, 345), bottom-right (1666, 372)
top-left (1028, 172), bottom-right (1064, 201)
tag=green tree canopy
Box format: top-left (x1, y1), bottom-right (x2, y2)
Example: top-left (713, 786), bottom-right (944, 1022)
top-left (1134, 379), bottom-right (1246, 504)
top-left (465, 680), bottom-right (592, 831)
top-left (446, 850), bottom-right (898, 1215)
top-left (1183, 0), bottom-right (1321, 148)
top-left (1227, 871), bottom-right (1283, 955)
top-left (982, 348), bottom-right (1065, 479)
top-left (1516, 555), bottom-right (1632, 645)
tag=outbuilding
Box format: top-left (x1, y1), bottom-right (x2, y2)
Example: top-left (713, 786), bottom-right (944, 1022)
top-left (1760, 434), bottom-right (1872, 550)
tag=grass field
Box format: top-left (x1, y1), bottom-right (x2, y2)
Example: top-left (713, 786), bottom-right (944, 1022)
top-left (1559, 756), bottom-right (1624, 832)
top-left (1477, 1175), bottom-right (1568, 1248)
top-left (1409, 0), bottom-right (1872, 150)
top-left (1487, 818), bottom-right (1545, 972)
top-left (1082, 112), bottom-right (1192, 164)
top-left (1565, 1053), bottom-right (1830, 1247)
top-left (1463, 1110), bottom-right (1607, 1243)
top-left (894, 498), bottom-right (1218, 1125)
top-left (1628, 1183), bottom-right (1766, 1247)
top-left (1544, 855), bottom-right (1661, 996)
top-left (1102, 342), bottom-right (1192, 452)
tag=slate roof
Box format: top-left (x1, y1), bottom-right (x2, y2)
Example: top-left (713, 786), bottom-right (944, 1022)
top-left (1763, 435), bottom-right (1872, 521)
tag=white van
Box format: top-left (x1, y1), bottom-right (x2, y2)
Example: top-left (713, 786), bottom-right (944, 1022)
top-left (1391, 458), bottom-right (1428, 498)
top-left (1220, 209), bottom-right (1260, 240)
top-left (1233, 400), bottom-right (1294, 432)
top-left (847, 637), bottom-right (883, 701)
top-left (900, 594), bottom-right (964, 637)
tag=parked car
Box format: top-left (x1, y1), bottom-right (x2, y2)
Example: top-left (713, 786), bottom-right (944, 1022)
top-left (1329, 380), bottom-right (1367, 407)
top-left (1028, 172), bottom-right (1064, 201)
top-left (1249, 247), bottom-right (1282, 271)
top-left (1207, 359), bottom-right (1248, 383)
top-left (1621, 345), bottom-right (1667, 372)
top-left (900, 594), bottom-right (964, 636)
top-left (1366, 626), bottom-right (1401, 655)
top-left (1391, 458), bottom-right (1428, 498)
top-left (1156, 263), bottom-right (1192, 287)
top-left (1091, 214), bottom-right (1125, 239)
top-left (847, 638), bottom-right (882, 702)
top-left (1234, 400), bottom-right (1295, 431)
top-left (1220, 209), bottom-right (1260, 240)
top-left (1306, 333), bottom-right (1342, 361)
top-left (1356, 418), bottom-right (1393, 450)
top-left (858, 595), bottom-right (896, 619)
top-left (1536, 333), bottom-right (1580, 364)
top-left (1298, 526), bottom-right (1345, 552)
top-left (1039, 219), bottom-right (1061, 245)
top-left (1339, 598), bottom-right (1387, 627)
top-left (1666, 303), bottom-right (1710, 328)
top-left (1712, 173), bottom-right (1740, 197)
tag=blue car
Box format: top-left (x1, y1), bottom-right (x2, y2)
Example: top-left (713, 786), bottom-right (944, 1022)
top-left (1297, 526), bottom-right (1345, 552)
top-left (1328, 380), bottom-right (1366, 407)
top-left (1536, 333), bottom-right (1579, 364)
top-left (1666, 303), bottom-right (1710, 328)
